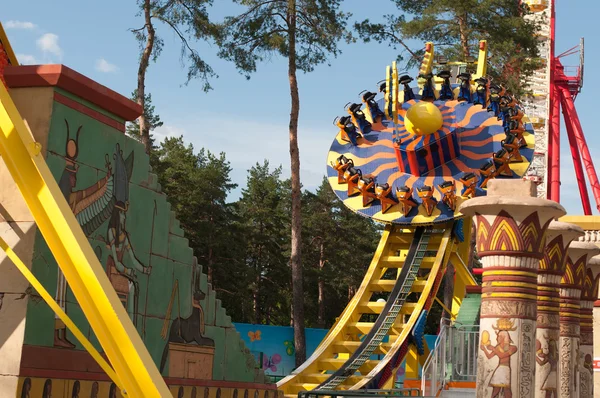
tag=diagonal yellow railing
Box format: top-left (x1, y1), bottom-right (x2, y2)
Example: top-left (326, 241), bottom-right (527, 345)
top-left (0, 72), bottom-right (172, 397)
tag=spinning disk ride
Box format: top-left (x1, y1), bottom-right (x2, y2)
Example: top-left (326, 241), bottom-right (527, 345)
top-left (278, 41), bottom-right (535, 396)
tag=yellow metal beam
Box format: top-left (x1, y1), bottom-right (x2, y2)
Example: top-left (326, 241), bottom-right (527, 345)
top-left (0, 237), bottom-right (122, 390)
top-left (0, 79), bottom-right (171, 396)
top-left (419, 42), bottom-right (435, 78)
top-left (559, 215), bottom-right (600, 231)
top-left (435, 297), bottom-right (455, 321)
top-left (473, 40), bottom-right (488, 80)
top-left (0, 22), bottom-right (19, 65)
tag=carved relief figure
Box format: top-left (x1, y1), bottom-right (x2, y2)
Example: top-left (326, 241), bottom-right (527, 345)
top-left (71, 381), bottom-right (80, 398)
top-left (90, 382), bottom-right (99, 398)
top-left (54, 121), bottom-right (128, 347)
top-left (102, 144), bottom-right (150, 325)
top-left (536, 338), bottom-right (558, 398)
top-left (160, 261), bottom-right (214, 373)
top-left (20, 378), bottom-right (31, 398)
top-left (584, 354), bottom-right (593, 376)
top-left (42, 379), bottom-right (52, 398)
top-left (575, 340), bottom-right (580, 393)
top-left (481, 319), bottom-right (518, 398)
top-left (104, 198), bottom-right (151, 325)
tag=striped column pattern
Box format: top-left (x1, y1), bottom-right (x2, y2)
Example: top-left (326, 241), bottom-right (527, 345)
top-left (535, 222), bottom-right (583, 398)
top-left (580, 255), bottom-right (600, 398)
top-left (459, 195), bottom-right (565, 398)
top-left (559, 242), bottom-right (599, 398)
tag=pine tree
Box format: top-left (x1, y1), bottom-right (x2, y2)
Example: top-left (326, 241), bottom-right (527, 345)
top-left (152, 136), bottom-right (239, 291)
top-left (355, 0), bottom-right (541, 96)
top-left (238, 161), bottom-right (291, 325)
top-left (217, 0), bottom-right (352, 366)
top-left (131, 0), bottom-right (221, 153)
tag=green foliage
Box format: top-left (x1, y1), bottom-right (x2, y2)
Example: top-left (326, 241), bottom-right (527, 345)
top-left (236, 161), bottom-right (292, 324)
top-left (152, 137), bottom-right (240, 303)
top-left (132, 0), bottom-right (221, 91)
top-left (355, 0), bottom-right (542, 96)
top-left (126, 90), bottom-right (163, 167)
top-left (149, 142), bottom-right (382, 328)
top-left (216, 0), bottom-right (353, 76)
top-left (302, 178), bottom-right (381, 328)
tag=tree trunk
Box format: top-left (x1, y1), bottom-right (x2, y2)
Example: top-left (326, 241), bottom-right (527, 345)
top-left (137, 0), bottom-right (155, 155)
top-left (253, 270), bottom-right (261, 324)
top-left (317, 241), bottom-right (325, 329)
top-left (457, 13), bottom-right (470, 60)
top-left (443, 263), bottom-right (454, 320)
top-left (207, 217), bottom-right (214, 285)
top-left (287, 0), bottom-right (306, 368)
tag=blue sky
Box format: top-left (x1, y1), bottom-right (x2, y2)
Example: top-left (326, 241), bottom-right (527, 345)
top-left (3, 1), bottom-right (599, 216)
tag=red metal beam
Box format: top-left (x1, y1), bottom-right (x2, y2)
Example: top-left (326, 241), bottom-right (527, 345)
top-left (548, 0), bottom-right (558, 201)
top-left (549, 86), bottom-right (561, 201)
top-left (559, 85), bottom-right (595, 214)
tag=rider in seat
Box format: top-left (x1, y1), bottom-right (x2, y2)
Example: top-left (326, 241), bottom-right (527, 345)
top-left (395, 185), bottom-right (418, 217)
top-left (344, 166), bottom-right (363, 196)
top-left (474, 77), bottom-right (488, 107)
top-left (437, 70), bottom-right (454, 100)
top-left (493, 148), bottom-right (513, 177)
top-left (361, 90), bottom-right (384, 122)
top-left (375, 183), bottom-right (398, 213)
top-left (459, 172), bottom-right (479, 198)
top-left (506, 120), bottom-right (526, 148)
top-left (479, 160), bottom-right (497, 189)
top-left (400, 75), bottom-right (416, 102)
top-left (437, 181), bottom-right (457, 211)
top-left (419, 72), bottom-right (436, 101)
top-left (457, 73), bottom-right (472, 102)
top-left (347, 103), bottom-right (372, 135)
top-left (487, 84), bottom-right (502, 118)
top-left (417, 185), bottom-right (438, 216)
top-left (357, 175), bottom-right (377, 207)
top-left (331, 155), bottom-right (354, 184)
top-left (502, 133), bottom-right (523, 162)
top-left (335, 116), bottom-right (360, 146)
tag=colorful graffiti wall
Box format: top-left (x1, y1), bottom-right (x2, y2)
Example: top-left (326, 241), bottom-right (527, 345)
top-left (234, 323), bottom-right (437, 384)
top-left (0, 65), bottom-right (272, 397)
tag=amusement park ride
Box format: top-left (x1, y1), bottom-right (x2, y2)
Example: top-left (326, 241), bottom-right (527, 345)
top-left (0, 0), bottom-right (599, 397)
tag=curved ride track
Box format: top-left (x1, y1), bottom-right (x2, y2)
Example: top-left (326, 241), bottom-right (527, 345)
top-left (279, 42), bottom-right (534, 395)
top-left (277, 224), bottom-right (455, 395)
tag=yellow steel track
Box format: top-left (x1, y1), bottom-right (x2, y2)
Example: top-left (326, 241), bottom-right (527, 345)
top-left (278, 223), bottom-right (467, 396)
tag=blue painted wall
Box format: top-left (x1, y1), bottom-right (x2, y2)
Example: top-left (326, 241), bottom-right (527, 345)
top-left (234, 323), bottom-right (438, 382)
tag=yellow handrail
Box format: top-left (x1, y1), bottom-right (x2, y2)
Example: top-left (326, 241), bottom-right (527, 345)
top-left (0, 237), bottom-right (123, 389)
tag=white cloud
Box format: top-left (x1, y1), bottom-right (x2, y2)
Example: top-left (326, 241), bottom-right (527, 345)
top-left (5, 20), bottom-right (37, 30)
top-left (16, 54), bottom-right (39, 65)
top-left (153, 124), bottom-right (185, 141)
top-left (36, 33), bottom-right (62, 58)
top-left (95, 58), bottom-right (119, 73)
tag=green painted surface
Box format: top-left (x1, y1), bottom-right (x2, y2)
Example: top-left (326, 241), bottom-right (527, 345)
top-left (455, 293), bottom-right (481, 326)
top-left (22, 90), bottom-right (267, 384)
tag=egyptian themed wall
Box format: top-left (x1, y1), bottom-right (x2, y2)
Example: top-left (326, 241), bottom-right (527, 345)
top-left (0, 65), bottom-right (273, 397)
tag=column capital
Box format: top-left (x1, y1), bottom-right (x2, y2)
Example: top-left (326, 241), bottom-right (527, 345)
top-left (459, 197), bottom-right (565, 259)
top-left (540, 221), bottom-right (584, 276)
top-left (563, 242), bottom-right (600, 289)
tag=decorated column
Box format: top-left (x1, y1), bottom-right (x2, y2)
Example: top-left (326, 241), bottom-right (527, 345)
top-left (581, 255), bottom-right (600, 398)
top-left (590, 255), bottom-right (600, 396)
top-left (559, 241), bottom-right (599, 398)
top-left (459, 181), bottom-right (565, 398)
top-left (535, 222), bottom-right (584, 398)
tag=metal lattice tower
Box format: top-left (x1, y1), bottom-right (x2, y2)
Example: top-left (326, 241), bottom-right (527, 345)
top-left (521, 0), bottom-right (552, 199)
